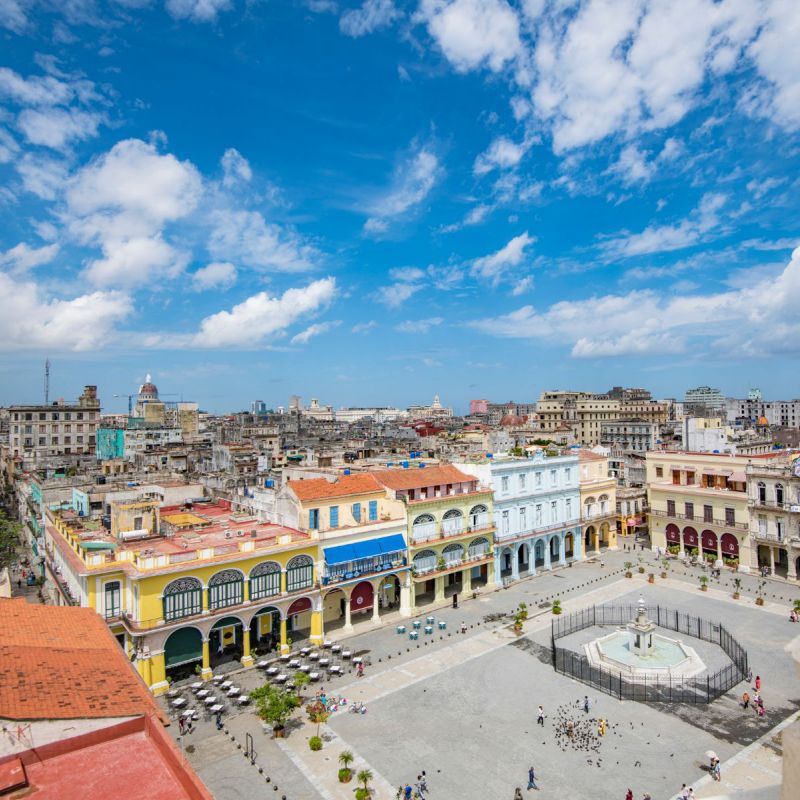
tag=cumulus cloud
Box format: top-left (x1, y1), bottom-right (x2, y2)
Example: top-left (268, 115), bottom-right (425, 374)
top-left (417, 0), bottom-right (522, 73)
top-left (221, 147), bottom-right (252, 187)
top-left (165, 0), bottom-right (233, 23)
top-left (192, 261), bottom-right (238, 291)
top-left (608, 144), bottom-right (654, 185)
top-left (394, 317), bottom-right (443, 333)
top-left (473, 135), bottom-right (528, 175)
top-left (352, 320), bottom-right (378, 333)
top-left (17, 154), bottom-right (69, 200)
top-left (340, 0), bottom-right (401, 37)
top-left (0, 0), bottom-right (28, 33)
top-left (364, 143), bottom-right (442, 234)
top-left (374, 266), bottom-right (427, 307)
top-left (291, 320), bottom-right (340, 344)
top-left (0, 242), bottom-right (59, 275)
top-left (191, 277), bottom-right (336, 347)
top-left (0, 270), bottom-right (131, 351)
top-left (471, 231), bottom-right (535, 285)
top-left (471, 245), bottom-right (800, 359)
top-left (17, 107), bottom-right (103, 151)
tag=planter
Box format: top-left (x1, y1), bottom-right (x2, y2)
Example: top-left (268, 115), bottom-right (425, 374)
top-left (338, 769), bottom-right (353, 784)
top-left (660, 572), bottom-right (667, 579)
top-left (513, 624), bottom-right (523, 635)
top-left (755, 597), bottom-right (765, 606)
top-left (625, 572), bottom-right (633, 579)
top-left (638, 567), bottom-right (645, 574)
top-left (648, 575), bottom-right (655, 584)
top-left (733, 592), bottom-right (740, 600)
top-left (700, 586), bottom-right (708, 592)
top-left (273, 726), bottom-right (286, 739)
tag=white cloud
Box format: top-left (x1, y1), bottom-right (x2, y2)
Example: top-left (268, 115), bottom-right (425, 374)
top-left (394, 317), bottom-right (443, 333)
top-left (0, 270), bottom-right (131, 351)
top-left (471, 231), bottom-right (535, 285)
top-left (221, 148), bottom-right (252, 187)
top-left (340, 0), bottom-right (401, 37)
top-left (0, 242), bottom-right (59, 275)
top-left (17, 107), bottom-right (103, 150)
top-left (352, 320), bottom-right (378, 333)
top-left (609, 144), bottom-right (654, 185)
top-left (0, 67), bottom-right (74, 106)
top-left (417, 0), bottom-right (522, 73)
top-left (0, 0), bottom-right (28, 33)
top-left (207, 209), bottom-right (318, 273)
top-left (375, 281), bottom-right (422, 308)
top-left (192, 277), bottom-right (336, 347)
top-left (16, 154), bottom-right (69, 200)
top-left (473, 135), bottom-right (528, 175)
top-left (192, 261), bottom-right (238, 291)
top-left (0, 128), bottom-right (19, 163)
top-left (599, 192), bottom-right (726, 259)
top-left (291, 320), bottom-right (340, 344)
top-left (165, 0), bottom-right (233, 22)
top-left (511, 275), bottom-right (534, 295)
top-left (65, 139), bottom-right (202, 287)
top-left (471, 245), bottom-right (800, 358)
top-left (746, 176), bottom-right (785, 200)
top-left (364, 144), bottom-right (442, 234)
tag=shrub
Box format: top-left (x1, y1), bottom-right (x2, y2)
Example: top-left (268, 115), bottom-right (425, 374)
top-left (552, 599), bottom-right (562, 615)
top-left (338, 768), bottom-right (353, 783)
top-left (309, 736), bottom-right (322, 751)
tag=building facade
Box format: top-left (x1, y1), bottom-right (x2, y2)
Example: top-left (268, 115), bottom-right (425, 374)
top-left (726, 396), bottom-right (800, 427)
top-left (684, 385), bottom-right (725, 414)
top-left (536, 391), bottom-right (621, 446)
top-left (456, 451), bottom-right (582, 585)
top-left (579, 450), bottom-right (618, 552)
top-left (600, 419), bottom-right (658, 453)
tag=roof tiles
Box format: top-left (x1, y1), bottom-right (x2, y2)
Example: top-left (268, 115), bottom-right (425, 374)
top-left (371, 464), bottom-right (475, 491)
top-left (288, 473), bottom-right (383, 501)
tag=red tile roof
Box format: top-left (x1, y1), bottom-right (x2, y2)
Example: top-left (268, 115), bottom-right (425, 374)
top-left (371, 464), bottom-right (475, 491)
top-left (0, 600), bottom-right (162, 721)
top-left (578, 450), bottom-right (607, 462)
top-left (288, 473), bottom-right (384, 501)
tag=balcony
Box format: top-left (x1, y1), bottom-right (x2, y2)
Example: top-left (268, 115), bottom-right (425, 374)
top-left (648, 508), bottom-right (749, 531)
top-left (411, 552), bottom-right (493, 580)
top-left (494, 517), bottom-right (581, 543)
top-left (323, 555), bottom-right (408, 586)
top-left (406, 487), bottom-right (492, 505)
top-left (748, 498), bottom-right (800, 512)
top-left (649, 481), bottom-right (746, 498)
top-left (410, 521), bottom-right (495, 545)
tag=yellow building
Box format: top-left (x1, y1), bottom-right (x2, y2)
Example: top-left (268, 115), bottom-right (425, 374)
top-left (43, 497), bottom-right (320, 695)
top-left (645, 451), bottom-right (777, 567)
top-left (372, 465), bottom-right (495, 612)
top-left (285, 472), bottom-right (412, 634)
top-left (579, 450), bottom-right (618, 552)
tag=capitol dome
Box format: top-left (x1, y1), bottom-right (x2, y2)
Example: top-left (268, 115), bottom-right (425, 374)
top-left (138, 373), bottom-right (159, 402)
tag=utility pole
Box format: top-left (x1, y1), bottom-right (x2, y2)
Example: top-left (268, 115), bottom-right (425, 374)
top-left (44, 359), bottom-right (50, 405)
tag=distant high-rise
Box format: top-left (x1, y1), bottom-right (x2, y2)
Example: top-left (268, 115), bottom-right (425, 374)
top-left (684, 386), bottom-right (725, 415)
top-left (469, 399), bottom-right (489, 414)
top-left (251, 400), bottom-right (267, 415)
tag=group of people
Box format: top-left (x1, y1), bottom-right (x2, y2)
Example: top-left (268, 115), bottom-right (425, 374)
top-left (743, 671), bottom-right (767, 717)
top-left (625, 790), bottom-right (652, 800)
top-left (396, 771), bottom-right (428, 798)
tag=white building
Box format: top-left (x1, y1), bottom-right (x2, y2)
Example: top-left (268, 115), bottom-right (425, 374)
top-left (684, 386), bottom-right (725, 414)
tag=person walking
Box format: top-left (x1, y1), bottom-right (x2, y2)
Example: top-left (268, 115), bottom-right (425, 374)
top-left (747, 667), bottom-right (753, 684)
top-left (537, 705), bottom-right (544, 726)
top-left (527, 766), bottom-right (538, 791)
top-left (215, 710), bottom-right (223, 730)
top-left (754, 675), bottom-right (761, 692)
top-left (742, 691), bottom-right (750, 709)
top-left (357, 662), bottom-right (364, 678)
top-left (403, 784), bottom-right (413, 800)
top-left (583, 695), bottom-right (591, 714)
top-left (713, 759), bottom-right (721, 782)
top-left (514, 789), bottom-right (524, 800)
top-left (626, 789), bottom-right (633, 800)
top-left (418, 773), bottom-right (428, 796)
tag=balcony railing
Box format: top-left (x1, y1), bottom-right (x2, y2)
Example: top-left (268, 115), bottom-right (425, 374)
top-left (494, 517), bottom-right (581, 543)
top-left (323, 555), bottom-right (408, 585)
top-left (649, 508), bottom-right (748, 531)
top-left (411, 552), bottom-right (493, 578)
top-left (748, 498), bottom-right (800, 512)
top-left (410, 521), bottom-right (495, 544)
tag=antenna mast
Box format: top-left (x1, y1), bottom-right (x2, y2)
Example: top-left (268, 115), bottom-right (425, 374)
top-left (44, 358), bottom-right (50, 405)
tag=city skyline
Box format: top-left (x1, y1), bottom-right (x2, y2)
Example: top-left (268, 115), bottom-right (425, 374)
top-left (1, 2), bottom-right (799, 411)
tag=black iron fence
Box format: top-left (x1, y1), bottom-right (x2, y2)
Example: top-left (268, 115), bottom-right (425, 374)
top-left (551, 604), bottom-right (748, 704)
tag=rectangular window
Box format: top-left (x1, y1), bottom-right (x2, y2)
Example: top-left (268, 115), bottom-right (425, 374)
top-left (329, 506), bottom-right (339, 527)
top-left (519, 507), bottom-right (526, 530)
top-left (133, 516), bottom-right (143, 530)
top-left (352, 502), bottom-right (361, 522)
top-left (684, 502), bottom-right (694, 520)
top-left (656, 466), bottom-right (663, 478)
top-left (667, 499), bottom-right (675, 516)
top-left (551, 500), bottom-right (557, 522)
top-left (535, 472), bottom-right (542, 487)
top-left (104, 581), bottom-right (121, 618)
top-left (501, 476), bottom-right (509, 492)
top-left (535, 504), bottom-right (542, 525)
top-left (565, 468), bottom-right (571, 483)
top-left (309, 509), bottom-right (319, 529)
top-left (519, 473), bottom-right (526, 489)
top-left (368, 500), bottom-right (378, 521)
top-left (758, 515), bottom-right (767, 534)
top-left (550, 469), bottom-right (557, 487)
top-left (565, 498), bottom-right (572, 518)
top-left (725, 507), bottom-right (735, 526)
top-left (704, 504), bottom-right (713, 522)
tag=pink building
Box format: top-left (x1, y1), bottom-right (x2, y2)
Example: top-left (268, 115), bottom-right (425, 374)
top-left (470, 399), bottom-right (489, 414)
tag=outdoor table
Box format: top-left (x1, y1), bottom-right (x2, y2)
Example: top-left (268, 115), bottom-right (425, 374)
top-left (166, 689), bottom-right (180, 698)
top-left (424, 625), bottom-right (433, 635)
top-left (309, 672), bottom-right (320, 681)
top-left (221, 680), bottom-right (232, 689)
top-left (279, 653), bottom-right (290, 661)
top-left (352, 656), bottom-right (362, 664)
top-left (288, 659), bottom-right (300, 668)
top-left (396, 624), bottom-right (406, 634)
top-left (171, 698), bottom-right (187, 708)
top-left (204, 697), bottom-right (217, 706)
top-left (438, 621), bottom-right (447, 630)
top-left (328, 665), bottom-right (342, 674)
top-left (227, 687), bottom-right (241, 697)
top-left (409, 631), bottom-right (418, 640)
top-left (190, 681), bottom-right (203, 690)
top-left (237, 695), bottom-right (250, 705)
top-left (212, 675), bottom-right (224, 683)
top-left (318, 658), bottom-right (329, 667)
top-left (323, 640), bottom-right (333, 648)
top-left (275, 674), bottom-right (287, 683)
top-left (256, 660), bottom-right (268, 669)
top-left (210, 704), bottom-right (224, 714)
top-left (196, 689), bottom-right (209, 698)
top-left (181, 709), bottom-right (194, 718)
top-left (331, 644), bottom-right (341, 653)
top-left (299, 664), bottom-right (311, 673)
top-left (309, 652), bottom-right (320, 661)
top-left (342, 650), bottom-right (352, 659)
top-left (426, 616), bottom-right (435, 624)
top-left (412, 620), bottom-right (421, 630)
top-left (300, 647), bottom-right (310, 655)
top-left (266, 666), bottom-right (278, 675)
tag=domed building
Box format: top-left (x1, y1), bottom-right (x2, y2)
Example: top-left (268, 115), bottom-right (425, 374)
top-left (137, 374), bottom-right (159, 405)
top-left (134, 374), bottom-right (165, 424)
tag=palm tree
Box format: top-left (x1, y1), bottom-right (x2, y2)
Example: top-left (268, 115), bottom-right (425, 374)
top-left (338, 750), bottom-right (354, 771)
top-left (357, 768), bottom-right (373, 791)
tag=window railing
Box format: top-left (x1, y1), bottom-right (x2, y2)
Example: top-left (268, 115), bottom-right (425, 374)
top-left (324, 553), bottom-right (407, 583)
top-left (648, 508), bottom-right (748, 531)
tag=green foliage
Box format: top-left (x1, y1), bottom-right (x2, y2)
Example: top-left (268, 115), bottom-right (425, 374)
top-left (552, 599), bottom-right (562, 615)
top-left (0, 510), bottom-right (22, 571)
top-left (513, 602), bottom-right (528, 627)
top-left (355, 790), bottom-right (370, 800)
top-left (624, 561), bottom-right (633, 571)
top-left (339, 750), bottom-right (354, 769)
top-left (667, 544), bottom-right (680, 554)
top-left (699, 575), bottom-right (709, 587)
top-left (436, 556), bottom-right (446, 571)
top-left (338, 767), bottom-right (352, 783)
top-left (251, 683), bottom-right (299, 729)
top-left (309, 735), bottom-right (322, 751)
top-left (305, 699), bottom-right (331, 736)
top-left (357, 769), bottom-right (374, 791)
top-left (293, 670), bottom-right (311, 694)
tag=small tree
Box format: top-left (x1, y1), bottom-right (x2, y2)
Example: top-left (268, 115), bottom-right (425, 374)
top-left (733, 577), bottom-right (742, 599)
top-left (793, 599), bottom-right (800, 613)
top-left (251, 683), bottom-right (299, 736)
top-left (661, 559), bottom-right (669, 579)
top-left (513, 602), bottom-right (528, 630)
top-left (355, 768), bottom-right (374, 800)
top-left (699, 575), bottom-right (709, 592)
top-left (624, 561), bottom-right (633, 578)
top-left (338, 750), bottom-right (354, 783)
top-left (552, 598), bottom-right (562, 615)
top-left (305, 699), bottom-right (331, 738)
top-left (293, 670), bottom-right (310, 698)
top-left (755, 579), bottom-right (767, 606)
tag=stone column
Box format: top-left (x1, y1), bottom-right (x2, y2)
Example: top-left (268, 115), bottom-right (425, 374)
top-left (511, 544), bottom-right (520, 581)
top-left (279, 618), bottom-right (289, 653)
top-left (559, 534), bottom-right (566, 565)
top-left (769, 547), bottom-right (776, 575)
top-left (309, 607), bottom-right (324, 644)
top-left (544, 540), bottom-right (552, 570)
top-left (201, 638), bottom-right (213, 680)
top-left (137, 653), bottom-right (152, 688)
top-left (240, 628), bottom-right (253, 668)
top-left (243, 578), bottom-right (250, 603)
top-left (399, 576), bottom-right (412, 617)
top-left (343, 593), bottom-right (354, 634)
top-left (494, 548), bottom-right (504, 587)
top-left (787, 555), bottom-right (797, 580)
top-left (434, 575), bottom-right (446, 603)
top-left (201, 586), bottom-right (209, 613)
top-left (371, 586), bottom-right (380, 624)
top-left (462, 566), bottom-right (472, 594)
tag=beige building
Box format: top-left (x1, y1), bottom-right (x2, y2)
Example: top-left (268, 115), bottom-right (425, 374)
top-left (747, 458), bottom-right (800, 581)
top-left (537, 391), bottom-right (621, 446)
top-left (646, 451), bottom-right (781, 568)
top-left (579, 450), bottom-right (618, 552)
top-left (8, 385), bottom-right (101, 463)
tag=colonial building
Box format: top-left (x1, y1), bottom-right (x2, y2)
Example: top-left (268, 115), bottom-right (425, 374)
top-left (536, 391), bottom-right (621, 447)
top-left (600, 419), bottom-right (659, 453)
top-left (372, 465), bottom-right (495, 612)
top-left (579, 450), bottom-right (618, 552)
top-left (456, 451), bottom-right (582, 585)
top-left (747, 458), bottom-right (800, 580)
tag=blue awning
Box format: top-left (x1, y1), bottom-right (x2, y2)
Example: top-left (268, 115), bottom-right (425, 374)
top-left (324, 533), bottom-right (407, 565)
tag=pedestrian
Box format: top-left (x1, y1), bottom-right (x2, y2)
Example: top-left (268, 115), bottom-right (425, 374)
top-left (687, 788), bottom-right (695, 799)
top-left (678, 783), bottom-right (688, 799)
top-left (460, 621), bottom-right (467, 634)
top-left (537, 705), bottom-right (544, 726)
top-left (514, 789), bottom-right (524, 800)
top-left (527, 765), bottom-right (538, 790)
top-left (583, 695), bottom-right (591, 714)
top-left (626, 789), bottom-right (633, 800)
top-left (16, 577), bottom-right (21, 589)
top-left (755, 675), bottom-right (761, 692)
top-left (747, 667), bottom-right (753, 684)
top-left (404, 784), bottom-right (413, 800)
top-left (713, 760), bottom-right (721, 782)
top-left (357, 662), bottom-right (364, 678)
top-left (742, 691), bottom-right (750, 710)
top-left (178, 716), bottom-right (186, 736)
top-left (215, 710), bottom-right (223, 730)
top-left (418, 772), bottom-right (428, 796)
top-left (319, 691), bottom-right (327, 708)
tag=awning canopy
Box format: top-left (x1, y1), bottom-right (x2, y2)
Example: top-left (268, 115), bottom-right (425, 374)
top-left (728, 471), bottom-right (746, 482)
top-left (324, 533), bottom-right (407, 566)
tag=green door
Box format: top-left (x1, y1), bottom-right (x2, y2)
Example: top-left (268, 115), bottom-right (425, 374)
top-left (164, 627), bottom-right (203, 668)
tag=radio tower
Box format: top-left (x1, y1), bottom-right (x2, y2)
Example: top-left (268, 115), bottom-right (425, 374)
top-left (44, 358), bottom-right (50, 405)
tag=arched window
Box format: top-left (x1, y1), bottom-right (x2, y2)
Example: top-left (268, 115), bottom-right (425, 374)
top-left (442, 508), bottom-right (464, 535)
top-left (412, 513), bottom-right (436, 542)
top-left (208, 569), bottom-right (244, 610)
top-left (412, 549), bottom-right (437, 573)
top-left (443, 542), bottom-right (465, 565)
top-left (468, 536), bottom-right (489, 559)
top-left (286, 554), bottom-right (314, 593)
top-left (775, 483), bottom-right (784, 505)
top-left (469, 504), bottom-right (488, 529)
top-left (584, 496), bottom-right (596, 518)
top-left (163, 577), bottom-right (202, 622)
top-left (249, 561), bottom-right (281, 601)
top-left (413, 514), bottom-right (434, 525)
top-left (757, 482), bottom-right (766, 503)
top-left (599, 494), bottom-right (609, 514)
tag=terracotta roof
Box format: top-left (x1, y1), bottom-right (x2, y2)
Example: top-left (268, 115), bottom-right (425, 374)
top-left (372, 464), bottom-right (475, 491)
top-left (578, 450), bottom-right (607, 462)
top-left (288, 473), bottom-right (383, 502)
top-left (0, 600), bottom-right (162, 721)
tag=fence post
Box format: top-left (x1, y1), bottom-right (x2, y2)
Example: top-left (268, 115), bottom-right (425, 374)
top-left (706, 674), bottom-right (710, 704)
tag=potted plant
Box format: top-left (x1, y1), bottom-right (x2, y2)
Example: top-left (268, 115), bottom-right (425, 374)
top-left (436, 556), bottom-right (446, 572)
top-left (793, 599), bottom-right (800, 615)
top-left (309, 735), bottom-right (322, 751)
top-left (647, 573), bottom-right (655, 584)
top-left (552, 598), bottom-right (562, 615)
top-left (637, 557), bottom-right (645, 574)
top-left (624, 561), bottom-right (633, 578)
top-left (699, 575), bottom-right (709, 592)
top-left (293, 670), bottom-right (310, 700)
top-left (513, 602), bottom-right (528, 633)
top-left (305, 699), bottom-right (330, 744)
top-left (338, 750), bottom-right (354, 783)
top-left (355, 769), bottom-right (374, 800)
top-left (732, 577), bottom-right (742, 600)
top-left (755, 580), bottom-right (766, 606)
top-left (660, 560), bottom-right (669, 579)
top-left (251, 683), bottom-right (299, 738)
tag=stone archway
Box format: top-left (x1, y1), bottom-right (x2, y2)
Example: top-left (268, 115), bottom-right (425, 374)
top-left (350, 581), bottom-right (374, 616)
top-left (584, 526), bottom-right (597, 553)
top-left (517, 542), bottom-right (531, 576)
top-left (322, 587), bottom-right (348, 632)
top-left (287, 597), bottom-right (313, 643)
top-left (164, 626), bottom-right (203, 677)
top-left (549, 535), bottom-right (561, 564)
top-left (209, 615), bottom-right (244, 668)
top-left (500, 546), bottom-right (514, 580)
top-left (249, 605), bottom-right (282, 656)
top-left (534, 539), bottom-right (545, 568)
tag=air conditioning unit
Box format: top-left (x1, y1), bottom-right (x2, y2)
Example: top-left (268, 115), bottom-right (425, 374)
top-left (225, 531), bottom-right (232, 539)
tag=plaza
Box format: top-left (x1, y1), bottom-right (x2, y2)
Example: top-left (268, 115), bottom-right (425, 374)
top-left (163, 542), bottom-right (800, 800)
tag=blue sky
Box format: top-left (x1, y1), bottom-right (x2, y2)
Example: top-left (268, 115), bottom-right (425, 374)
top-left (0, 0), bottom-right (798, 414)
